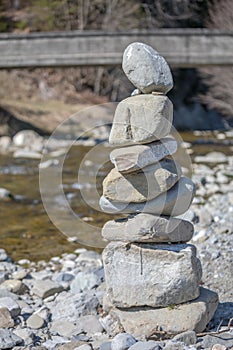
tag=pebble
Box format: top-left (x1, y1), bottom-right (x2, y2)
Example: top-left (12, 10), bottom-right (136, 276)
top-left (99, 341), bottom-right (112, 350)
top-left (128, 340), bottom-right (163, 350)
top-left (13, 328), bottom-right (35, 346)
top-left (194, 152), bottom-right (227, 164)
top-left (0, 279), bottom-right (27, 294)
top-left (111, 333), bottom-right (136, 350)
top-left (0, 189), bottom-right (13, 202)
top-left (172, 331), bottom-right (197, 346)
top-left (0, 136), bottom-right (11, 150)
top-left (17, 259), bottom-right (31, 265)
top-left (76, 344), bottom-right (92, 350)
top-left (56, 272), bottom-right (75, 284)
top-left (0, 272), bottom-right (8, 284)
top-left (12, 269), bottom-right (28, 280)
top-left (0, 307), bottom-right (14, 328)
top-left (0, 249), bottom-right (8, 261)
top-left (0, 329), bottom-right (22, 349)
top-left (200, 332), bottom-right (233, 349)
top-left (13, 130), bottom-right (44, 151)
top-left (77, 315), bottom-right (104, 335)
top-left (70, 271), bottom-right (101, 293)
top-left (0, 297), bottom-right (21, 317)
top-left (26, 314), bottom-right (45, 329)
top-left (31, 280), bottom-right (63, 299)
top-left (13, 149), bottom-right (42, 159)
top-left (212, 345), bottom-right (227, 350)
top-left (50, 320), bottom-right (78, 338)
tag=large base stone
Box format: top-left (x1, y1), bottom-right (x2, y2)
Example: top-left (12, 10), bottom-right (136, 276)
top-left (102, 214), bottom-right (194, 243)
top-left (106, 288), bottom-right (219, 337)
top-left (100, 176), bottom-right (195, 216)
top-left (103, 242), bottom-right (202, 308)
top-left (109, 95), bottom-right (173, 145)
top-left (110, 137), bottom-right (177, 173)
top-left (103, 158), bottom-right (181, 203)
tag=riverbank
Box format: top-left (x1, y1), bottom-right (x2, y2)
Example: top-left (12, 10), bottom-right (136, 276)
top-left (0, 129), bottom-right (232, 349)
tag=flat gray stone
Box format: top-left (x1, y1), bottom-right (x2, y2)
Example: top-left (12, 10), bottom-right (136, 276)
top-left (50, 320), bottom-right (78, 337)
top-left (51, 292), bottom-right (99, 322)
top-left (194, 152), bottom-right (227, 164)
top-left (26, 314), bottom-right (45, 329)
top-left (163, 340), bottom-right (190, 350)
top-left (0, 307), bottom-right (14, 328)
top-left (13, 328), bottom-right (35, 346)
top-left (102, 214), bottom-right (194, 243)
top-left (31, 280), bottom-right (63, 299)
top-left (108, 288), bottom-right (218, 337)
top-left (0, 249), bottom-right (8, 261)
top-left (103, 242), bottom-right (202, 308)
top-left (99, 341), bottom-right (112, 350)
top-left (99, 314), bottom-right (123, 337)
top-left (76, 345), bottom-right (92, 350)
top-left (103, 158), bottom-right (181, 203)
top-left (77, 315), bottom-right (104, 335)
top-left (0, 297), bottom-right (21, 317)
top-left (0, 272), bottom-right (8, 284)
top-left (0, 329), bottom-right (22, 349)
top-left (109, 95), bottom-right (173, 145)
top-left (70, 271), bottom-right (101, 294)
top-left (0, 279), bottom-right (28, 294)
top-left (110, 137), bottom-right (177, 173)
top-left (111, 333), bottom-right (136, 350)
top-left (128, 340), bottom-right (163, 350)
top-left (172, 331), bottom-right (197, 345)
top-left (122, 42), bottom-right (173, 94)
top-left (56, 341), bottom-right (90, 350)
top-left (200, 332), bottom-right (233, 349)
top-left (100, 176), bottom-right (195, 216)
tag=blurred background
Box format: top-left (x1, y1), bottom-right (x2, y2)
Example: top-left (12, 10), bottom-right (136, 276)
top-left (0, 0), bottom-right (233, 133)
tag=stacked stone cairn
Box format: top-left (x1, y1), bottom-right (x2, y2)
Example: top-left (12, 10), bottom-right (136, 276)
top-left (99, 42), bottom-right (219, 338)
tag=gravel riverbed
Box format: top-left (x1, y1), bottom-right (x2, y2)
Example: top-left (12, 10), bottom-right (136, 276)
top-left (0, 133), bottom-right (233, 350)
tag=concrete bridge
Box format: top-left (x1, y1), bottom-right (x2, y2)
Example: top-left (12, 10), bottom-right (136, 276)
top-left (1, 29), bottom-right (233, 69)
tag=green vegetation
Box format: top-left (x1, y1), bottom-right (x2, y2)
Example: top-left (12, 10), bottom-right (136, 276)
top-left (0, 0), bottom-right (211, 33)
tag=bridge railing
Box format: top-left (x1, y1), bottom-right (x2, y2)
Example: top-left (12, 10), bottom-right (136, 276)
top-left (1, 29), bottom-right (233, 68)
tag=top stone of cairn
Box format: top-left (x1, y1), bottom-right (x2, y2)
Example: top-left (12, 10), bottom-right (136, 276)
top-left (122, 42), bottom-right (173, 94)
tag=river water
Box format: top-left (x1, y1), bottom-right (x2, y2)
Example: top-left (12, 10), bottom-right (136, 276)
top-left (0, 131), bottom-right (232, 261)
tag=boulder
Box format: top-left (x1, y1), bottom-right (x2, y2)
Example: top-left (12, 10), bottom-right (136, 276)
top-left (109, 95), bottom-right (173, 145)
top-left (103, 242), bottom-right (202, 308)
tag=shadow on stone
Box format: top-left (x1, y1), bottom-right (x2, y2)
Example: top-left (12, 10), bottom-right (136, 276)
top-left (210, 301), bottom-right (233, 327)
